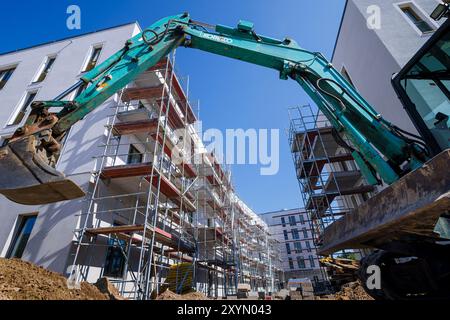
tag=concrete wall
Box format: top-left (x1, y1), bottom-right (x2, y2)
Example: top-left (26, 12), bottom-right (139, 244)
top-left (0, 23), bottom-right (140, 274)
top-left (332, 0), bottom-right (443, 134)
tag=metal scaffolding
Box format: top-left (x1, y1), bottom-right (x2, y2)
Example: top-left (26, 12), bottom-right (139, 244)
top-left (66, 53), bottom-right (283, 300)
top-left (288, 105), bottom-right (374, 287)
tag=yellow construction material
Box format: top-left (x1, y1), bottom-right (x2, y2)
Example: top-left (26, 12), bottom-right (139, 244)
top-left (165, 263), bottom-right (194, 294)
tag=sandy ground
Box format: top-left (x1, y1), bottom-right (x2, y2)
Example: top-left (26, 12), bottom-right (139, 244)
top-left (0, 258), bottom-right (109, 300)
top-left (156, 289), bottom-right (210, 300)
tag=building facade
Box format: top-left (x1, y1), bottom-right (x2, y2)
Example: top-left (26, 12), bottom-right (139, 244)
top-left (332, 0), bottom-right (445, 135)
top-left (259, 208), bottom-right (325, 284)
top-left (0, 23), bottom-right (282, 299)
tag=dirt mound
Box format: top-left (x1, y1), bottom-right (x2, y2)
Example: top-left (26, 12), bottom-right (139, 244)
top-left (0, 258), bottom-right (109, 300)
top-left (156, 289), bottom-right (209, 300)
top-left (333, 281), bottom-right (374, 300)
top-left (94, 277), bottom-right (125, 300)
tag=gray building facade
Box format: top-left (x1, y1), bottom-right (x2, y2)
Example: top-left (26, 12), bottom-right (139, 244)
top-left (332, 0), bottom-right (444, 134)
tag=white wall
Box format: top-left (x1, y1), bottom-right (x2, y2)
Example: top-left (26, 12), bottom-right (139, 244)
top-left (0, 23), bottom-right (141, 274)
top-left (332, 0), bottom-right (443, 134)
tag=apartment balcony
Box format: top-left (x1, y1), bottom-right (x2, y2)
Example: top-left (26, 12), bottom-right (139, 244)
top-left (100, 162), bottom-right (196, 213)
top-left (111, 116), bottom-right (197, 178)
top-left (84, 223), bottom-right (195, 254)
top-left (305, 171), bottom-right (375, 215)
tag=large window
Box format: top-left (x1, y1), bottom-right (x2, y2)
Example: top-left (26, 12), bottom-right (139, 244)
top-left (6, 214), bottom-right (37, 259)
top-left (288, 258), bottom-right (294, 270)
top-left (397, 2), bottom-right (436, 34)
top-left (299, 214), bottom-right (305, 224)
top-left (297, 256), bottom-right (306, 269)
top-left (285, 243), bottom-right (291, 255)
top-left (288, 215), bottom-right (297, 226)
top-left (0, 66), bottom-right (16, 90)
top-left (103, 237), bottom-right (127, 278)
top-left (283, 230), bottom-right (289, 241)
top-left (309, 255), bottom-right (316, 268)
top-left (293, 241), bottom-right (302, 253)
top-left (280, 217), bottom-right (286, 227)
top-left (8, 91), bottom-right (37, 126)
top-left (302, 227), bottom-right (308, 238)
top-left (33, 56), bottom-right (56, 83)
top-left (83, 46), bottom-right (102, 72)
top-left (127, 144), bottom-right (143, 164)
top-left (291, 228), bottom-right (300, 240)
top-left (393, 19), bottom-right (450, 154)
top-left (306, 240), bottom-right (312, 253)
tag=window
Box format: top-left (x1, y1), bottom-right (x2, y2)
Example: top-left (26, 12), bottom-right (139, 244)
top-left (283, 230), bottom-right (289, 241)
top-left (9, 91), bottom-right (37, 126)
top-left (297, 256), bottom-right (306, 269)
top-left (299, 214), bottom-right (304, 224)
top-left (285, 243), bottom-right (291, 255)
top-left (127, 145), bottom-right (143, 164)
top-left (103, 237), bottom-right (127, 278)
top-left (0, 66), bottom-right (16, 90)
top-left (309, 255), bottom-right (316, 268)
top-left (302, 227), bottom-right (308, 238)
top-left (291, 228), bottom-right (300, 240)
top-left (294, 241), bottom-right (302, 253)
top-left (33, 56), bottom-right (56, 83)
top-left (393, 24), bottom-right (450, 151)
top-left (6, 214), bottom-right (37, 259)
top-left (83, 46), bottom-right (102, 72)
top-left (288, 215), bottom-right (297, 226)
top-left (306, 240), bottom-right (312, 253)
top-left (398, 3), bottom-right (435, 34)
top-left (288, 258), bottom-right (294, 270)
top-left (281, 217), bottom-right (286, 227)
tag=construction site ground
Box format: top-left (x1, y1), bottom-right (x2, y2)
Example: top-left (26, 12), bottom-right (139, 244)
top-left (0, 258), bottom-right (372, 300)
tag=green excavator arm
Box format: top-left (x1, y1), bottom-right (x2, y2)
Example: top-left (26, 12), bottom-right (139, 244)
top-left (0, 13), bottom-right (429, 205)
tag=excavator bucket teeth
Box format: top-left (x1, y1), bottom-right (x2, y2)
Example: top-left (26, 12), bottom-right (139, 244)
top-left (0, 137), bottom-right (85, 205)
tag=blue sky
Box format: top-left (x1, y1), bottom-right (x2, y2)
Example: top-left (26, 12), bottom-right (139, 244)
top-left (0, 0), bottom-right (346, 214)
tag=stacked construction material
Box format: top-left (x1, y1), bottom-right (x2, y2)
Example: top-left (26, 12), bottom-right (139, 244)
top-left (165, 263), bottom-right (194, 294)
top-left (320, 257), bottom-right (359, 290)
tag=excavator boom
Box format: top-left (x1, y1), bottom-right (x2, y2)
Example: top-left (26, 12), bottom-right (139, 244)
top-left (0, 13), bottom-right (428, 205)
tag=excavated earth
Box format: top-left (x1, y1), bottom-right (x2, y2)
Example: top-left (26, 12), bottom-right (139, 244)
top-left (0, 258), bottom-right (110, 300)
top-left (0, 258), bottom-right (371, 301)
top-left (332, 281), bottom-right (374, 300)
top-left (156, 289), bottom-right (210, 300)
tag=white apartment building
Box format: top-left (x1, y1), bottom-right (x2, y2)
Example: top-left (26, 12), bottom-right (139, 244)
top-left (259, 208), bottom-right (325, 286)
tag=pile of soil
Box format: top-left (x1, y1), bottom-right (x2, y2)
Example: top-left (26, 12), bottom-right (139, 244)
top-left (156, 289), bottom-right (209, 300)
top-left (333, 281), bottom-right (374, 300)
top-left (0, 258), bottom-right (110, 300)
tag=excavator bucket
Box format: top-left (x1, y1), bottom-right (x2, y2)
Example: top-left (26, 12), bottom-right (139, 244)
top-left (0, 136), bottom-right (85, 205)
